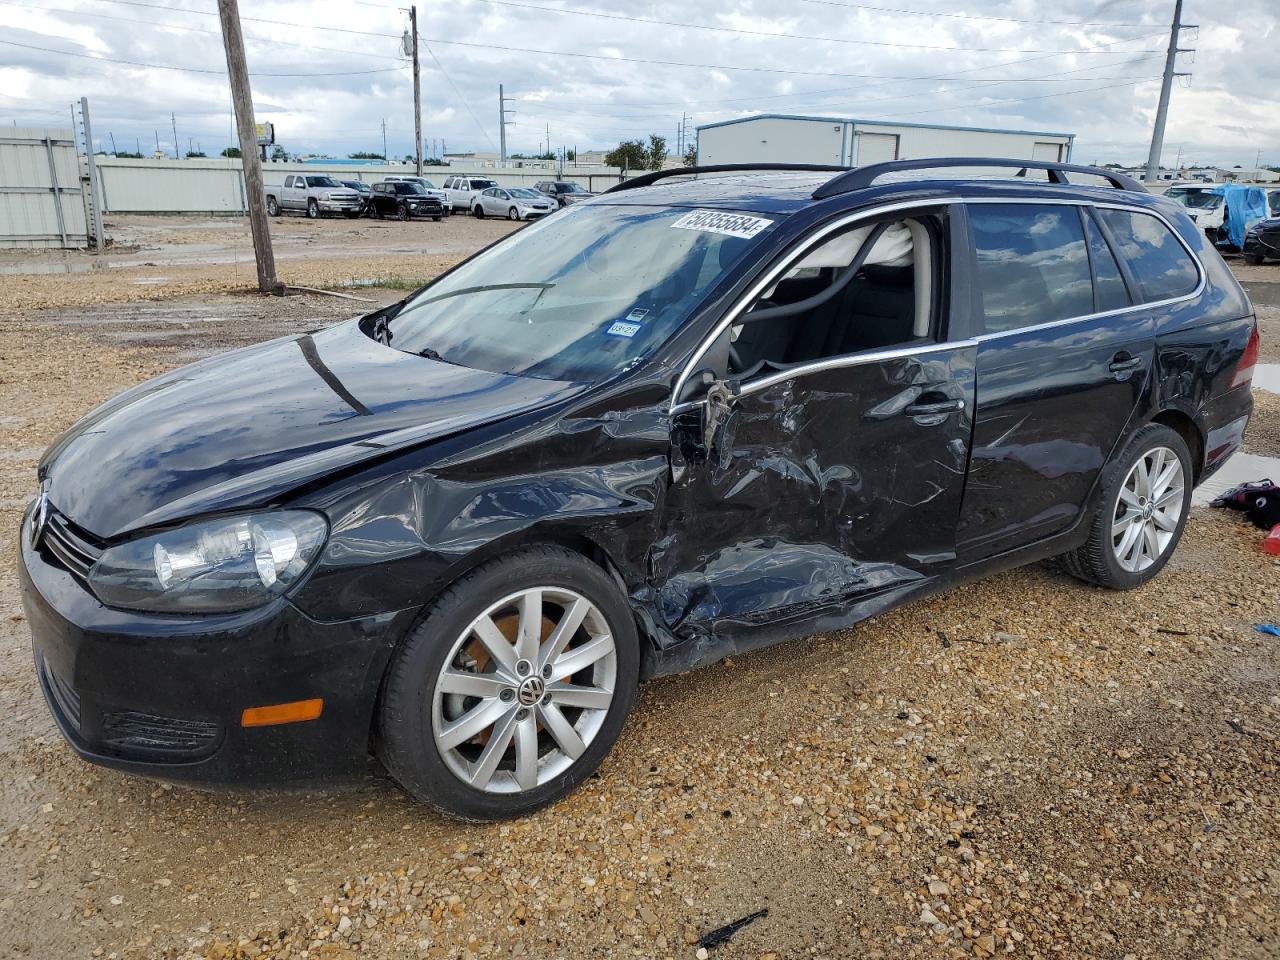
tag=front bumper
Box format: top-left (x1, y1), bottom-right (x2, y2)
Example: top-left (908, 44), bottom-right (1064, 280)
top-left (317, 198), bottom-right (363, 213)
top-left (406, 201), bottom-right (444, 218)
top-left (19, 509), bottom-right (419, 785)
top-left (1244, 232), bottom-right (1280, 259)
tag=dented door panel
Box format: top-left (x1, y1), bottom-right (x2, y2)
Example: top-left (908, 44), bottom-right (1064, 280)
top-left (653, 345), bottom-right (976, 653)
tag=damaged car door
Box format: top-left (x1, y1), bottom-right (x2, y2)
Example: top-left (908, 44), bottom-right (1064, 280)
top-left (656, 206), bottom-right (977, 651)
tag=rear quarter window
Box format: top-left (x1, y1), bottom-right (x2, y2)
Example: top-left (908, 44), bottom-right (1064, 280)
top-left (1096, 208), bottom-right (1200, 303)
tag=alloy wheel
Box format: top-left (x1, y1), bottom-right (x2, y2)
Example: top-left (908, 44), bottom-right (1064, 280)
top-left (431, 587), bottom-right (617, 794)
top-left (1111, 445), bottom-right (1185, 573)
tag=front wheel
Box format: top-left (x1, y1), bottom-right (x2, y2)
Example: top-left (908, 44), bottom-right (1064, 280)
top-left (473, 203), bottom-right (485, 219)
top-left (1061, 423), bottom-right (1192, 590)
top-left (378, 546), bottom-right (639, 821)
top-left (396, 203), bottom-right (409, 221)
top-left (266, 196), bottom-right (280, 217)
top-left (508, 207), bottom-right (520, 221)
top-left (306, 199), bottom-right (319, 219)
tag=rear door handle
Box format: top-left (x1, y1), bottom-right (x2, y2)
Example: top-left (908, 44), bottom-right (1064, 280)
top-left (903, 398), bottom-right (965, 418)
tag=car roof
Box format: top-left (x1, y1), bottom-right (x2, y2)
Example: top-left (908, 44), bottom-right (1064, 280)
top-left (589, 169), bottom-right (1173, 218)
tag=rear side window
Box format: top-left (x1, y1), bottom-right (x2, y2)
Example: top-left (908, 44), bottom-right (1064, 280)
top-left (1096, 208), bottom-right (1199, 303)
top-left (1083, 212), bottom-right (1131, 312)
top-left (968, 204), bottom-right (1093, 333)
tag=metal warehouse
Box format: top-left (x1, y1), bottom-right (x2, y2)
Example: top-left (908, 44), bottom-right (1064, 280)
top-left (695, 114), bottom-right (1075, 167)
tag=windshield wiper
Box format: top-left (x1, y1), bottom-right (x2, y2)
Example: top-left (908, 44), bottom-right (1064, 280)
top-left (410, 282), bottom-right (555, 309)
top-left (416, 346), bottom-right (456, 364)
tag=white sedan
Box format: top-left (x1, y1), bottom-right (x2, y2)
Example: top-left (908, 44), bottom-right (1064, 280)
top-left (472, 186), bottom-right (556, 221)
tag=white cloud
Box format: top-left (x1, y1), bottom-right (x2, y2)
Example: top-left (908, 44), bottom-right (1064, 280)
top-left (0, 0), bottom-right (1276, 166)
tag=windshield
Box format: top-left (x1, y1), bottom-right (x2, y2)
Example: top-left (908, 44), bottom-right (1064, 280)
top-left (509, 187), bottom-right (541, 199)
top-left (306, 176), bottom-right (342, 188)
top-left (1173, 190), bottom-right (1224, 210)
top-left (375, 204), bottom-right (774, 381)
top-left (395, 183), bottom-right (426, 194)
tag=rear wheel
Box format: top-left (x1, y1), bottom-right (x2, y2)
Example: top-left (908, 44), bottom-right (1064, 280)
top-left (306, 199), bottom-right (319, 219)
top-left (1061, 423), bottom-right (1191, 590)
top-left (378, 546), bottom-right (639, 821)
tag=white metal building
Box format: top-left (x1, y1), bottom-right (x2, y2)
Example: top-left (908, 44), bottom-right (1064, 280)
top-left (695, 114), bottom-right (1075, 168)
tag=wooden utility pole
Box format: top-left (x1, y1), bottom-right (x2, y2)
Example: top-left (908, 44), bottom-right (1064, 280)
top-left (216, 0), bottom-right (280, 294)
top-left (410, 5), bottom-right (422, 176)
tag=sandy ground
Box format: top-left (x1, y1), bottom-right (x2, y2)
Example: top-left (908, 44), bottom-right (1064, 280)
top-left (0, 219), bottom-right (1278, 960)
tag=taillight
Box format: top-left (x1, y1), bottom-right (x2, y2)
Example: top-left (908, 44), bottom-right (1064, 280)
top-left (1232, 322), bottom-right (1259, 389)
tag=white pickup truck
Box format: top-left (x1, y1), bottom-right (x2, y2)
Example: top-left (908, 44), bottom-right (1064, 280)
top-left (441, 175), bottom-right (500, 214)
top-left (264, 175), bottom-right (363, 219)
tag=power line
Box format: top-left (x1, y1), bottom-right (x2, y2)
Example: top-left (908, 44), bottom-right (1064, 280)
top-left (790, 0), bottom-right (1160, 28)
top-left (864, 77), bottom-right (1157, 120)
top-left (0, 37), bottom-right (407, 76)
top-left (420, 41), bottom-right (497, 151)
top-left (0, 0), bottom-right (405, 61)
top-left (358, 0), bottom-right (1162, 53)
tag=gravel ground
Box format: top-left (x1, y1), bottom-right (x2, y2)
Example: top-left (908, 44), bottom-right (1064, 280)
top-left (0, 221), bottom-right (1278, 960)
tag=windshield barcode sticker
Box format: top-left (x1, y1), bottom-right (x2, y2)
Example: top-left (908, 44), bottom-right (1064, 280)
top-left (671, 210), bottom-right (774, 240)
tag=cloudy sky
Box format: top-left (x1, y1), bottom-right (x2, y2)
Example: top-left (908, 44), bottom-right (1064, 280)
top-left (1, 0), bottom-right (1277, 167)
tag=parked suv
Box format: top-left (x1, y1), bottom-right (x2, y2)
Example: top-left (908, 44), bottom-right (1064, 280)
top-left (368, 181), bottom-right (444, 221)
top-left (382, 175), bottom-right (452, 215)
top-left (534, 180), bottom-right (594, 207)
top-left (21, 159), bottom-right (1256, 821)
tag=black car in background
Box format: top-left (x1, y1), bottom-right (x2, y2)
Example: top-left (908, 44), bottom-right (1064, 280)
top-left (20, 159), bottom-right (1256, 821)
top-left (368, 181), bottom-right (444, 221)
top-left (340, 180), bottom-right (372, 215)
top-left (534, 180), bottom-right (595, 207)
top-left (1244, 217), bottom-right (1280, 265)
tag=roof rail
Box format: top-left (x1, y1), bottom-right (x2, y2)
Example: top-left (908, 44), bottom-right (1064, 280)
top-left (812, 157), bottom-right (1144, 199)
top-left (605, 163), bottom-right (850, 193)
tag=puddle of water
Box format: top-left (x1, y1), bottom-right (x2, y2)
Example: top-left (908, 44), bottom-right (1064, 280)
top-left (1193, 451), bottom-right (1280, 506)
top-left (1253, 364), bottom-right (1280, 395)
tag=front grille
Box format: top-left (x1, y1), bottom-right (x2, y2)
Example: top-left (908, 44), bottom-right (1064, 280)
top-left (39, 657), bottom-right (81, 731)
top-left (101, 711), bottom-right (221, 758)
top-left (36, 509), bottom-right (103, 586)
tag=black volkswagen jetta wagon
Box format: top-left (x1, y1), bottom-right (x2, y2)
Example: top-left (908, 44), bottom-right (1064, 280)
top-left (20, 158), bottom-right (1257, 820)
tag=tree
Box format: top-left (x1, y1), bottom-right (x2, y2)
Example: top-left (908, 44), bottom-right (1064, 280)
top-left (605, 139), bottom-right (648, 171)
top-left (683, 143), bottom-right (697, 167)
top-left (271, 146), bottom-right (287, 161)
top-left (113, 150), bottom-right (144, 159)
top-left (646, 134), bottom-right (667, 171)
top-left (565, 148), bottom-right (576, 162)
top-left (220, 146), bottom-right (242, 158)
top-left (186, 150), bottom-right (207, 158)
top-left (349, 151), bottom-right (384, 160)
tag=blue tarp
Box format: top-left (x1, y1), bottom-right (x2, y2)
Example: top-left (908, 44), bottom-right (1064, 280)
top-left (1217, 183), bottom-right (1269, 249)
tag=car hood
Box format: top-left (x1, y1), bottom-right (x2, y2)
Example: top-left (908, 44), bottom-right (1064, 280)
top-left (41, 321), bottom-right (581, 539)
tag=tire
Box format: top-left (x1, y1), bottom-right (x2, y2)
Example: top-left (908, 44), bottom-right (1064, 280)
top-left (378, 546), bottom-right (639, 821)
top-left (372, 203), bottom-right (382, 220)
top-left (266, 196), bottom-right (280, 217)
top-left (1061, 422), bottom-right (1192, 590)
top-left (473, 204), bottom-right (484, 219)
top-left (396, 203), bottom-right (409, 221)
top-left (306, 199), bottom-right (319, 219)
top-left (508, 207), bottom-right (520, 221)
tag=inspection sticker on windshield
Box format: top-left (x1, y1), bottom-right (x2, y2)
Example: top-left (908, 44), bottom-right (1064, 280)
top-left (606, 321), bottom-right (643, 338)
top-left (671, 210), bottom-right (774, 240)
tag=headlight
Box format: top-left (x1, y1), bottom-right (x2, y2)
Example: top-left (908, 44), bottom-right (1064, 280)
top-left (89, 510), bottom-right (328, 613)
top-left (321, 192), bottom-right (332, 201)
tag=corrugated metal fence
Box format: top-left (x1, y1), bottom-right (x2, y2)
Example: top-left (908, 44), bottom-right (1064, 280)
top-left (91, 158), bottom-right (631, 214)
top-left (0, 128), bottom-right (90, 249)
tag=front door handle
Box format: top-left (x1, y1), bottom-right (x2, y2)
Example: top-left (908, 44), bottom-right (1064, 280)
top-left (1108, 352), bottom-right (1143, 377)
top-left (903, 397), bottom-right (965, 418)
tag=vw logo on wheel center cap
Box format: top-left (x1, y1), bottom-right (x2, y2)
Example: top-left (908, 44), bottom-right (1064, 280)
top-left (517, 676), bottom-right (546, 706)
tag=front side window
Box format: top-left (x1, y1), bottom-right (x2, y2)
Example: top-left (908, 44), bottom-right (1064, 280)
top-left (1097, 208), bottom-right (1199, 303)
top-left (969, 203), bottom-right (1093, 334)
top-left (722, 212), bottom-right (941, 380)
top-left (375, 204), bottom-right (773, 382)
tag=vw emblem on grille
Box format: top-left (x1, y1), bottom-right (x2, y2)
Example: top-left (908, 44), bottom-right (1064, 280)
top-left (29, 481), bottom-right (50, 549)
top-left (517, 676), bottom-right (545, 706)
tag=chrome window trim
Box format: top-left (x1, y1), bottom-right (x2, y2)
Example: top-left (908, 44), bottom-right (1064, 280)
top-left (669, 198), bottom-right (957, 413)
top-left (668, 193), bottom-right (1206, 412)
